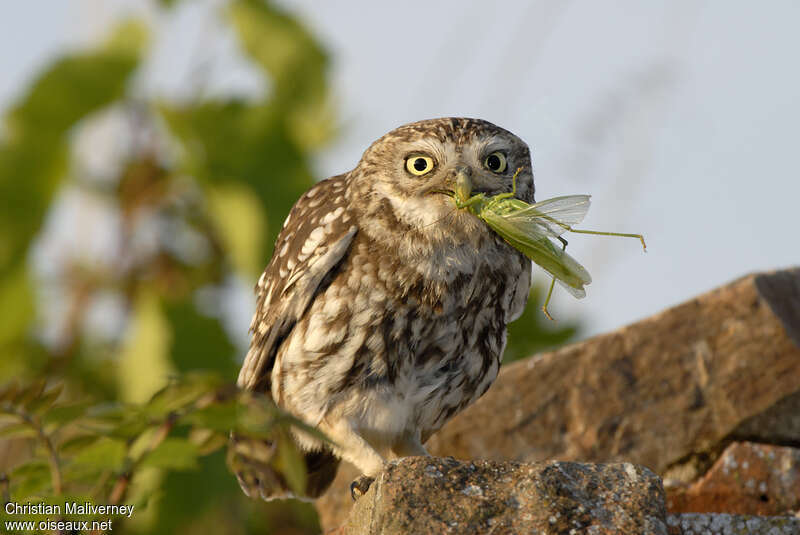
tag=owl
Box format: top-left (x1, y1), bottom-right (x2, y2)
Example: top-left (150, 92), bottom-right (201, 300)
top-left (232, 117), bottom-right (534, 500)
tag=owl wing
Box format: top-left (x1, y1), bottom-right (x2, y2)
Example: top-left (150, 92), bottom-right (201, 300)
top-left (237, 175), bottom-right (357, 394)
top-left (506, 256), bottom-right (532, 323)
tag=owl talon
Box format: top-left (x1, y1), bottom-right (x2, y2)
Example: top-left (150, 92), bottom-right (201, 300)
top-left (350, 475), bottom-right (375, 501)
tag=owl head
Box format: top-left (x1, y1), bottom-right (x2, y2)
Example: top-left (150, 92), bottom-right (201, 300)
top-left (349, 118), bottom-right (535, 247)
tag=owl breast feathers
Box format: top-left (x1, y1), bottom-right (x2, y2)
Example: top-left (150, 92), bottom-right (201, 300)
top-left (232, 117), bottom-right (534, 500)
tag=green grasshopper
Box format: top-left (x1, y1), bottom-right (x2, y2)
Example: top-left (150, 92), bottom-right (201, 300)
top-left (452, 168), bottom-right (646, 320)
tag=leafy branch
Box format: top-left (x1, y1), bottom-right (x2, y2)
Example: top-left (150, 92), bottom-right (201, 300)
top-left (0, 375), bottom-right (320, 533)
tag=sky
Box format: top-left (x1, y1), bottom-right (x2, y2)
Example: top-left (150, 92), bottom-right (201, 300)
top-left (2, 0), bottom-right (799, 339)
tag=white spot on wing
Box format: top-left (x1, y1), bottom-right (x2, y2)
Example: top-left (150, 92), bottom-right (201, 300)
top-left (301, 227), bottom-right (325, 255)
top-left (320, 206), bottom-right (344, 226)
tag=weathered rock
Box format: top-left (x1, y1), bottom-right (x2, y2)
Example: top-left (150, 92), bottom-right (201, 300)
top-left (427, 269), bottom-right (800, 469)
top-left (318, 269), bottom-right (800, 529)
top-left (732, 390), bottom-right (800, 446)
top-left (337, 457), bottom-right (666, 535)
top-left (667, 442), bottom-right (800, 516)
top-left (666, 513), bottom-right (800, 535)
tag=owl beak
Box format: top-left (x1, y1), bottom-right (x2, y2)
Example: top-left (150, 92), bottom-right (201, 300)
top-left (452, 166), bottom-right (496, 195)
top-left (454, 168), bottom-right (472, 199)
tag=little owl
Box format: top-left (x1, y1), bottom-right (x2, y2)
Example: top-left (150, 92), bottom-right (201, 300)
top-left (232, 117), bottom-right (534, 500)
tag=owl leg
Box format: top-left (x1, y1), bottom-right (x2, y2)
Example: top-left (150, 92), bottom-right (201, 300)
top-left (390, 431), bottom-right (429, 458)
top-left (319, 420), bottom-right (385, 500)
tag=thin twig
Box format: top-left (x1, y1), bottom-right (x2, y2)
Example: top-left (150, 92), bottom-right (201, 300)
top-left (3, 407), bottom-right (63, 495)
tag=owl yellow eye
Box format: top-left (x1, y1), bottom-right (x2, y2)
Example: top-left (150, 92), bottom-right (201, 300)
top-left (484, 151), bottom-right (507, 173)
top-left (405, 155), bottom-right (435, 176)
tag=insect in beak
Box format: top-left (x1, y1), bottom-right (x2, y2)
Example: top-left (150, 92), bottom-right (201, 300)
top-left (447, 166), bottom-right (646, 321)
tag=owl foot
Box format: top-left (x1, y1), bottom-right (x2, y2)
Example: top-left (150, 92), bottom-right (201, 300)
top-left (350, 475), bottom-right (375, 501)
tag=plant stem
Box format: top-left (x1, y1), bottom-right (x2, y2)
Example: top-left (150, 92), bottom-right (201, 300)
top-left (2, 407), bottom-right (63, 495)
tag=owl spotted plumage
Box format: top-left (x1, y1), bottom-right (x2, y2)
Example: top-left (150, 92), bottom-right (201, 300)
top-left (232, 118), bottom-right (534, 500)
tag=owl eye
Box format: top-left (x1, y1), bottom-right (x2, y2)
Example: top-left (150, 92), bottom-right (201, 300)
top-left (405, 155), bottom-right (435, 176)
top-left (484, 151), bottom-right (507, 173)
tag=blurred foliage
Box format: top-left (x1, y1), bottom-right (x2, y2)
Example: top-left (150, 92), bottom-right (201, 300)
top-left (0, 0), bottom-right (577, 533)
top-left (0, 376), bottom-right (322, 533)
top-left (0, 1), bottom-right (332, 533)
top-left (504, 285), bottom-right (578, 363)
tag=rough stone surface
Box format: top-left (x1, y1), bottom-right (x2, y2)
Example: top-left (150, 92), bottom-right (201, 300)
top-left (754, 269), bottom-right (800, 348)
top-left (732, 391), bottom-right (800, 446)
top-left (667, 442), bottom-right (800, 516)
top-left (337, 457), bottom-right (666, 535)
top-left (426, 270), bottom-right (800, 471)
top-left (666, 513), bottom-right (800, 535)
top-left (318, 269), bottom-right (800, 530)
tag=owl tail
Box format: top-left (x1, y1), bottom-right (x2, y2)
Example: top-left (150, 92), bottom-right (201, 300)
top-left (228, 434), bottom-right (340, 500)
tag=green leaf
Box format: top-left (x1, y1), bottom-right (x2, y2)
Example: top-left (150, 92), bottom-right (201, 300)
top-left (145, 378), bottom-right (214, 420)
top-left (182, 401), bottom-right (238, 432)
top-left (26, 384), bottom-right (63, 414)
top-left (42, 401), bottom-right (91, 428)
top-left (84, 402), bottom-right (127, 422)
top-left (58, 434), bottom-right (101, 456)
top-left (14, 378), bottom-right (46, 408)
top-left (81, 403), bottom-right (151, 441)
top-left (9, 460), bottom-right (52, 499)
top-left (272, 429), bottom-right (306, 495)
top-left (140, 437), bottom-right (199, 471)
top-left (106, 416), bottom-right (151, 440)
top-left (188, 428), bottom-right (227, 456)
top-left (234, 396), bottom-right (279, 438)
top-left (0, 422), bottom-right (36, 439)
top-left (70, 436), bottom-right (127, 472)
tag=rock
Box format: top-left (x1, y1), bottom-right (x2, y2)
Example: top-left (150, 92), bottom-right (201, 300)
top-left (318, 269), bottom-right (800, 529)
top-left (338, 457), bottom-right (667, 535)
top-left (666, 513), bottom-right (800, 535)
top-left (667, 442), bottom-right (800, 516)
top-left (732, 390), bottom-right (800, 446)
top-left (426, 269), bottom-right (800, 471)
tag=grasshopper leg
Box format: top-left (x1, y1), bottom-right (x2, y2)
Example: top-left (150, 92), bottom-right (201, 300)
top-left (541, 236), bottom-right (568, 321)
top-left (569, 229), bottom-right (646, 251)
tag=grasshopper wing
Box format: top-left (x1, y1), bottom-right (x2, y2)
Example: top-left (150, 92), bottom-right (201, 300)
top-left (503, 195), bottom-right (591, 239)
top-left (482, 209), bottom-right (591, 297)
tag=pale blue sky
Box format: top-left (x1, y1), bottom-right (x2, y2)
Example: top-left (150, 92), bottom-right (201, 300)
top-left (3, 0), bottom-right (799, 338)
